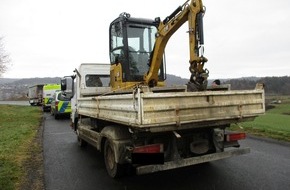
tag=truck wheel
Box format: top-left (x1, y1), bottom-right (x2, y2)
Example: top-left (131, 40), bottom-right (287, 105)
top-left (76, 129), bottom-right (87, 147)
top-left (104, 139), bottom-right (124, 178)
top-left (73, 118), bottom-right (78, 131)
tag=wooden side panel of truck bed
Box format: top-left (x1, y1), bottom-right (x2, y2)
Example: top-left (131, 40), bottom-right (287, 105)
top-left (77, 88), bottom-right (265, 131)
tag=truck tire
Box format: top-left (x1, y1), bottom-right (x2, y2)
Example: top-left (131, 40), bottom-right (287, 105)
top-left (104, 139), bottom-right (124, 178)
top-left (76, 129), bottom-right (87, 147)
top-left (73, 118), bottom-right (78, 131)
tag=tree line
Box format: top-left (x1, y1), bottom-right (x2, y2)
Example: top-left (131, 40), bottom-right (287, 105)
top-left (223, 76), bottom-right (290, 95)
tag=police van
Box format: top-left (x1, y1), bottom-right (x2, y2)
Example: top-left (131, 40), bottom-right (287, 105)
top-left (50, 91), bottom-right (72, 119)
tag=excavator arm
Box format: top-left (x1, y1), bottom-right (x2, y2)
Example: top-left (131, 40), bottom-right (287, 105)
top-left (144, 0), bottom-right (208, 90)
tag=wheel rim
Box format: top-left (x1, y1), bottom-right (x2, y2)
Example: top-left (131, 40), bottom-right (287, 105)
top-left (106, 144), bottom-right (115, 170)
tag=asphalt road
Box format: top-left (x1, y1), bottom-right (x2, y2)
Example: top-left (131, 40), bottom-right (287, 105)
top-left (43, 113), bottom-right (290, 190)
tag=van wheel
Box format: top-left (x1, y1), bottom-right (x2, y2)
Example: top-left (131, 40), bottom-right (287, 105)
top-left (104, 139), bottom-right (124, 178)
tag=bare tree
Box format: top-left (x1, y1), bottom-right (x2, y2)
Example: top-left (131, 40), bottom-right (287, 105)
top-left (0, 37), bottom-right (10, 76)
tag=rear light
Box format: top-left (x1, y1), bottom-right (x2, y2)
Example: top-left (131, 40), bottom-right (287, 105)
top-left (133, 144), bottom-right (164, 153)
top-left (132, 144), bottom-right (164, 164)
top-left (225, 133), bottom-right (246, 142)
top-left (55, 101), bottom-right (59, 111)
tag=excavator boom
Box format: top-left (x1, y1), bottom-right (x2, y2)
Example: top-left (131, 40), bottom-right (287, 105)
top-left (144, 0), bottom-right (208, 89)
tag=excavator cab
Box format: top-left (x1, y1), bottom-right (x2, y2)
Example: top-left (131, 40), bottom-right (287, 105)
top-left (109, 13), bottom-right (165, 90)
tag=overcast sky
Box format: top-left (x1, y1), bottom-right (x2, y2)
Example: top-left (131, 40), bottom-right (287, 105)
top-left (1, 0), bottom-right (290, 80)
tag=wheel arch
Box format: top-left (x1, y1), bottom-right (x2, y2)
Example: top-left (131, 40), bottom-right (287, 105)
top-left (99, 125), bottom-right (132, 164)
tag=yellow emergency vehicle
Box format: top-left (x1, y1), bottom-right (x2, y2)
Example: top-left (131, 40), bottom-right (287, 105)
top-left (42, 84), bottom-right (61, 112)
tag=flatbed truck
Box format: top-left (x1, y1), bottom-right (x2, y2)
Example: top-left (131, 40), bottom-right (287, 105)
top-left (62, 0), bottom-right (265, 178)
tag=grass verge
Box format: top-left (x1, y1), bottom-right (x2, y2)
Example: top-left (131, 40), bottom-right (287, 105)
top-left (0, 105), bottom-right (43, 190)
top-left (230, 97), bottom-right (290, 142)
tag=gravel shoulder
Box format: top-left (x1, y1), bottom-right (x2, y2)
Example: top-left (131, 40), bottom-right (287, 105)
top-left (19, 116), bottom-right (45, 190)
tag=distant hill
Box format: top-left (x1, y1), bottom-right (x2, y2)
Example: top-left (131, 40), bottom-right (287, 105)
top-left (0, 75), bottom-right (289, 100)
top-left (223, 76), bottom-right (290, 95)
top-left (0, 78), bottom-right (19, 85)
top-left (5, 77), bottom-right (61, 86)
top-left (0, 77), bottom-right (61, 100)
top-left (166, 74), bottom-right (189, 86)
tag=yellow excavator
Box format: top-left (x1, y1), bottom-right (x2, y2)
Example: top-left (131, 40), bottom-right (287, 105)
top-left (109, 0), bottom-right (208, 91)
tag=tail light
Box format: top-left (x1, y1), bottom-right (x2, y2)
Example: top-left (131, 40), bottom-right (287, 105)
top-left (225, 133), bottom-right (246, 142)
top-left (133, 144), bottom-right (164, 153)
top-left (132, 144), bottom-right (164, 164)
top-left (55, 101), bottom-right (59, 111)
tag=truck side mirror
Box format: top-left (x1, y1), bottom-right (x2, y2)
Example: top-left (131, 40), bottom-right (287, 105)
top-left (61, 78), bottom-right (67, 91)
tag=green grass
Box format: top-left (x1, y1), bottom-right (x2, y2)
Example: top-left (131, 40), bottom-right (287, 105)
top-left (230, 97), bottom-right (290, 142)
top-left (0, 105), bottom-right (42, 190)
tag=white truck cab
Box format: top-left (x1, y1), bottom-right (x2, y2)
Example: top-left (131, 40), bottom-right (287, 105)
top-left (69, 63), bottom-right (110, 130)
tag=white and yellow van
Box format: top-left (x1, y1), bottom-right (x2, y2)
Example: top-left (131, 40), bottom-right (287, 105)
top-left (50, 91), bottom-right (72, 119)
top-left (42, 84), bottom-right (61, 112)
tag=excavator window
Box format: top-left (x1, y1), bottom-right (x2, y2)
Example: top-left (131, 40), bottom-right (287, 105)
top-left (127, 25), bottom-right (156, 76)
